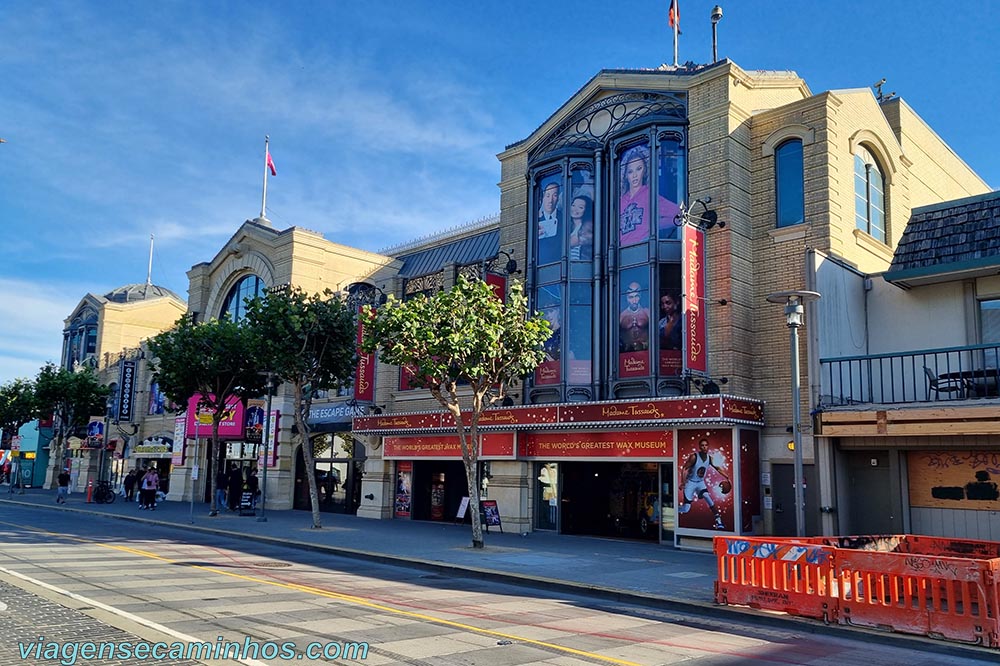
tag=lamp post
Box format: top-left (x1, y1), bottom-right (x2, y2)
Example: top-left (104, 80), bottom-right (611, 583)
top-left (711, 5), bottom-right (723, 63)
top-left (258, 372), bottom-right (275, 523)
top-left (766, 289), bottom-right (821, 537)
top-left (190, 405), bottom-right (200, 524)
top-left (101, 396), bottom-right (113, 485)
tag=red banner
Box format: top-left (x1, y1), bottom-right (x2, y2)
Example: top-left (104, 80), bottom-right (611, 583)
top-left (618, 350), bottom-right (649, 378)
top-left (722, 397), bottom-right (763, 422)
top-left (383, 433), bottom-right (515, 459)
top-left (684, 224), bottom-right (707, 373)
top-left (185, 394), bottom-right (245, 439)
top-left (442, 406), bottom-right (559, 428)
top-left (353, 396), bottom-right (763, 433)
top-left (354, 309), bottom-right (375, 402)
top-left (560, 398), bottom-right (722, 423)
top-left (519, 431), bottom-right (673, 458)
top-left (485, 273), bottom-right (507, 302)
top-left (354, 412), bottom-right (443, 431)
top-left (534, 360), bottom-right (560, 385)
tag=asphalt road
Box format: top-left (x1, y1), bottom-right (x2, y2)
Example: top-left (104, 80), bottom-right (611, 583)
top-left (0, 504), bottom-right (995, 666)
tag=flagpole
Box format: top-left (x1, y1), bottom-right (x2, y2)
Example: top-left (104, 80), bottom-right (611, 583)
top-left (260, 135), bottom-right (270, 220)
top-left (673, 10), bottom-right (679, 66)
top-left (146, 234), bottom-right (154, 286)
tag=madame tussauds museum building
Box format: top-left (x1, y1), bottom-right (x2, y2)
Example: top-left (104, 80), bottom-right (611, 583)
top-left (352, 62), bottom-right (786, 550)
top-left (352, 54), bottom-right (988, 546)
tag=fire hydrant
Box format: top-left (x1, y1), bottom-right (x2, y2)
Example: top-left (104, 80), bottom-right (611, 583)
top-left (86, 480), bottom-right (93, 503)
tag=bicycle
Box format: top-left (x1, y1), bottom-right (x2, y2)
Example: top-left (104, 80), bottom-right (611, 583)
top-left (94, 480), bottom-right (117, 504)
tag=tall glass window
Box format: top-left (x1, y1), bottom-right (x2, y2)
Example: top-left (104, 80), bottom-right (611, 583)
top-left (617, 267), bottom-right (652, 378)
top-left (775, 139), bottom-right (805, 227)
top-left (535, 284), bottom-right (562, 386)
top-left (535, 171), bottom-right (564, 265)
top-left (567, 167), bottom-right (594, 261)
top-left (657, 134), bottom-right (684, 239)
top-left (854, 147), bottom-right (886, 243)
top-left (619, 140), bottom-right (653, 246)
top-left (567, 283), bottom-right (592, 385)
top-left (220, 274), bottom-right (264, 322)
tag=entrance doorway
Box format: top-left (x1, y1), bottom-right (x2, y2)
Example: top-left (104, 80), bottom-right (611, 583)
top-left (846, 450), bottom-right (894, 534)
top-left (560, 462), bottom-right (659, 540)
top-left (770, 463), bottom-right (819, 536)
top-left (410, 460), bottom-right (468, 521)
top-left (293, 433), bottom-right (365, 515)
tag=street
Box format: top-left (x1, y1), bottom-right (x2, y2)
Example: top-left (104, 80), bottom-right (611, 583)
top-left (0, 504), bottom-right (994, 665)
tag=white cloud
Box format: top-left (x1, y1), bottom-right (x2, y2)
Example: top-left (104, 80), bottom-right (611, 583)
top-left (0, 279), bottom-right (80, 382)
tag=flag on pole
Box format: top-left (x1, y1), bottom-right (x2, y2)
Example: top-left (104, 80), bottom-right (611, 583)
top-left (266, 151), bottom-right (277, 176)
top-left (668, 0), bottom-right (679, 29)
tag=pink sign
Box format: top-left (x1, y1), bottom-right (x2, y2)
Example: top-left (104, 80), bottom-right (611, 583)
top-left (185, 394), bottom-right (245, 439)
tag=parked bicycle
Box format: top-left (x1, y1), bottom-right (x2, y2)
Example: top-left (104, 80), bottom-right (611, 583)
top-left (93, 479), bottom-right (117, 504)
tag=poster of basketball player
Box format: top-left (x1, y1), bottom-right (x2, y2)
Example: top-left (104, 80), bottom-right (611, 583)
top-left (676, 429), bottom-right (734, 531)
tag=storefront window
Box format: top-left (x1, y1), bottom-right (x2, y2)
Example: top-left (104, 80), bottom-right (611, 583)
top-left (536, 462), bottom-right (558, 530)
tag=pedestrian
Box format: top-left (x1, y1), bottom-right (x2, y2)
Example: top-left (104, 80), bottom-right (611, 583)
top-left (123, 470), bottom-right (137, 503)
top-left (215, 467), bottom-right (229, 512)
top-left (56, 469), bottom-right (71, 504)
top-left (140, 467), bottom-right (159, 510)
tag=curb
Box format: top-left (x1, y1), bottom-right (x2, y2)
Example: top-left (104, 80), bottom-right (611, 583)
top-left (2, 498), bottom-right (996, 661)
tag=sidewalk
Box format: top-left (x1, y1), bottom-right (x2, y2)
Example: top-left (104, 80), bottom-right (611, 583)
top-left (1, 487), bottom-right (718, 605)
top-left (0, 487), bottom-right (991, 659)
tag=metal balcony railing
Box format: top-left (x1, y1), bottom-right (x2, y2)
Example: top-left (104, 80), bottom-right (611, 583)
top-left (819, 343), bottom-right (1000, 408)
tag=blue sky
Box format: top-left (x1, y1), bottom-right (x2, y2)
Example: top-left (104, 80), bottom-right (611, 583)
top-left (1, 0), bottom-right (997, 382)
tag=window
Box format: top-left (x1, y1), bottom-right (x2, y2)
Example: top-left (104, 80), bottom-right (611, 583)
top-left (854, 147), bottom-right (885, 243)
top-left (220, 275), bottom-right (265, 322)
top-left (775, 140), bottom-right (804, 227)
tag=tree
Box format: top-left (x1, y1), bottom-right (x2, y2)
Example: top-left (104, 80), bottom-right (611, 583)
top-left (244, 286), bottom-right (356, 529)
top-left (148, 315), bottom-right (267, 515)
top-left (35, 364), bottom-right (109, 481)
top-left (360, 276), bottom-right (550, 548)
top-left (0, 378), bottom-right (38, 445)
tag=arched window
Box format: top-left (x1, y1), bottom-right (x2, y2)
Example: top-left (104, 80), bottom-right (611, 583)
top-left (219, 275), bottom-right (265, 322)
top-left (775, 139), bottom-right (804, 227)
top-left (854, 147), bottom-right (886, 243)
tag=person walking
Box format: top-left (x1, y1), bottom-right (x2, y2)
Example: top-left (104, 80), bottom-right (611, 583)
top-left (56, 469), bottom-right (71, 504)
top-left (140, 467), bottom-right (159, 510)
top-left (122, 470), bottom-right (137, 503)
top-left (214, 467), bottom-right (229, 513)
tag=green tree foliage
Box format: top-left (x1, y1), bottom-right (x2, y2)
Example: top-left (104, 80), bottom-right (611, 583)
top-left (35, 364), bottom-right (109, 478)
top-left (0, 378), bottom-right (38, 445)
top-left (360, 276), bottom-right (549, 548)
top-left (147, 315), bottom-right (267, 514)
top-left (244, 286), bottom-right (356, 529)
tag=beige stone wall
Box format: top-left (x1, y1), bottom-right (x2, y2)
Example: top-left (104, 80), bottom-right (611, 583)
top-left (880, 98), bottom-right (990, 207)
top-left (97, 298), bottom-right (187, 357)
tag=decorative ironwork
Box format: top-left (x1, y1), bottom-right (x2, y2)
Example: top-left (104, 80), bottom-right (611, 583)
top-left (457, 263), bottom-right (483, 282)
top-left (529, 91), bottom-right (687, 161)
top-left (404, 271), bottom-right (443, 297)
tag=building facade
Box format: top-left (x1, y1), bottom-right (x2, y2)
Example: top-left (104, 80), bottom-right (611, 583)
top-left (349, 61), bottom-right (989, 547)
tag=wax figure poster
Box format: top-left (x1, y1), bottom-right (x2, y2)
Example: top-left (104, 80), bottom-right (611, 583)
top-left (676, 429), bottom-right (735, 531)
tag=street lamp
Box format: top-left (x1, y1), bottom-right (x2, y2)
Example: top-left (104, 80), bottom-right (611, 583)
top-left (766, 289), bottom-right (821, 538)
top-left (711, 5), bottom-right (723, 63)
top-left (258, 371), bottom-right (276, 523)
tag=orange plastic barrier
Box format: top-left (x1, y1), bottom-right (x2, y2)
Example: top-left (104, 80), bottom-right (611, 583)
top-left (714, 534), bottom-right (1000, 648)
top-left (715, 536), bottom-right (839, 622)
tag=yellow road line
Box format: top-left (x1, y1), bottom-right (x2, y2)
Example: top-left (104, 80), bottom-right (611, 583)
top-left (0, 521), bottom-right (642, 666)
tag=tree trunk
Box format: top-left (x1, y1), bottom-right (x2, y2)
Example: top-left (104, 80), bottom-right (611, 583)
top-left (295, 384), bottom-right (323, 528)
top-left (208, 416), bottom-right (221, 515)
